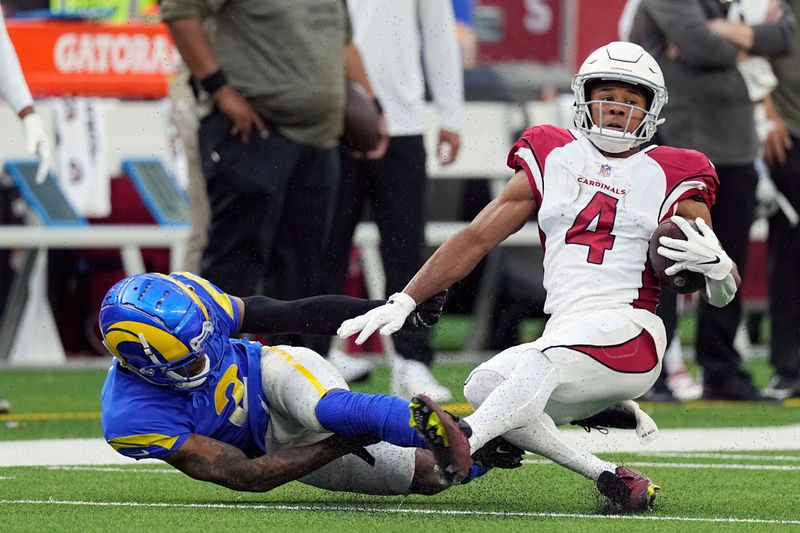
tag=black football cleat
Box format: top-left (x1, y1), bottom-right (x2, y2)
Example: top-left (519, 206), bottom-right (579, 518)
top-left (571, 403), bottom-right (638, 434)
top-left (410, 394), bottom-right (473, 483)
top-left (472, 435), bottom-right (524, 469)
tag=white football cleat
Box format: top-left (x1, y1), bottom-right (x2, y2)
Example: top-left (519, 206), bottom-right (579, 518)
top-left (666, 369), bottom-right (703, 401)
top-left (392, 359), bottom-right (453, 403)
top-left (327, 348), bottom-right (374, 383)
top-left (0, 397), bottom-right (10, 414)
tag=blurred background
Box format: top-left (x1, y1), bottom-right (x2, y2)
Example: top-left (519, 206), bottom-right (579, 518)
top-left (0, 0), bottom-right (783, 403)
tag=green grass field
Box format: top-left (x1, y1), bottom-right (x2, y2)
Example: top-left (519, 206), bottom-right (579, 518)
top-left (1, 360), bottom-right (799, 531)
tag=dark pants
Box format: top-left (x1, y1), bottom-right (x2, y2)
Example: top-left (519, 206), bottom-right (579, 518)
top-left (199, 110), bottom-right (338, 332)
top-left (695, 163), bottom-right (758, 386)
top-left (310, 135), bottom-right (434, 365)
top-left (768, 135), bottom-right (800, 379)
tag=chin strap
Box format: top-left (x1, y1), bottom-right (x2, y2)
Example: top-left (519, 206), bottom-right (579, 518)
top-left (703, 272), bottom-right (738, 308)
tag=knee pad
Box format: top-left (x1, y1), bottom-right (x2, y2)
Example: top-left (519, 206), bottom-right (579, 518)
top-left (463, 369), bottom-right (505, 408)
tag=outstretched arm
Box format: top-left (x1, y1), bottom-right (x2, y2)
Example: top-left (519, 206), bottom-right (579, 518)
top-left (404, 170), bottom-right (537, 303)
top-left (235, 294), bottom-right (384, 335)
top-left (164, 433), bottom-right (366, 492)
top-left (339, 170), bottom-right (537, 343)
top-left (233, 292), bottom-right (448, 336)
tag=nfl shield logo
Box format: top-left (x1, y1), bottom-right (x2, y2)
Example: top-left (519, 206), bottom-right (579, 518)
top-left (599, 164), bottom-right (612, 177)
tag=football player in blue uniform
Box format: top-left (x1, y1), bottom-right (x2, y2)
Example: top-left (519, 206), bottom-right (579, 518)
top-left (99, 272), bottom-right (521, 494)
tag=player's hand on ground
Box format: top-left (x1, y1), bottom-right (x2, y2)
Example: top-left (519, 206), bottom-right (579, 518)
top-left (337, 292), bottom-right (417, 345)
top-left (657, 216), bottom-right (732, 280)
top-left (213, 85), bottom-right (268, 144)
top-left (22, 112), bottom-right (51, 184)
top-left (407, 290), bottom-right (448, 328)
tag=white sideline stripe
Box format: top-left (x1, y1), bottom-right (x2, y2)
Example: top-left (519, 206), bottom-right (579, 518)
top-left (1, 499), bottom-right (798, 525)
top-left (523, 459), bottom-right (800, 471)
top-left (645, 452), bottom-right (800, 462)
top-left (48, 466), bottom-right (178, 474)
top-left (2, 425), bottom-right (800, 467)
top-left (51, 460), bottom-right (800, 476)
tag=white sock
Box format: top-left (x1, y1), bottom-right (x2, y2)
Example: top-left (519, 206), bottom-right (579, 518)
top-left (463, 349), bottom-right (560, 452)
top-left (505, 414), bottom-right (617, 480)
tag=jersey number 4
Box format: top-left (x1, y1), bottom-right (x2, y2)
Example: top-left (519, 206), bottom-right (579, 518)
top-left (565, 192), bottom-right (618, 264)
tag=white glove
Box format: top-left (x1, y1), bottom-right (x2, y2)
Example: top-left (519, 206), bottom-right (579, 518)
top-left (337, 292), bottom-right (417, 345)
top-left (22, 113), bottom-right (51, 184)
top-left (657, 216), bottom-right (733, 280)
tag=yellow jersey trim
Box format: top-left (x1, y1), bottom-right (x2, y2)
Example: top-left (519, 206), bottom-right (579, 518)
top-left (108, 433), bottom-right (179, 451)
top-left (269, 346), bottom-right (327, 396)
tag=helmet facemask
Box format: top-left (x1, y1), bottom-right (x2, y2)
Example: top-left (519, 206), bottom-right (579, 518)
top-left (572, 42), bottom-right (668, 154)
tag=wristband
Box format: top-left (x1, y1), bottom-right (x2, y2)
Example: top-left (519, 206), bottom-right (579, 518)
top-left (200, 69), bottom-right (229, 95)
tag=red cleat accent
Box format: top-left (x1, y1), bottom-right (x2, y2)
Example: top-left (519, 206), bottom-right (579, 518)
top-left (409, 394), bottom-right (472, 483)
top-left (597, 466), bottom-right (660, 512)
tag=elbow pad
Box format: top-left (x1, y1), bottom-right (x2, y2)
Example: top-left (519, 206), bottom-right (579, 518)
top-left (703, 272), bottom-right (737, 307)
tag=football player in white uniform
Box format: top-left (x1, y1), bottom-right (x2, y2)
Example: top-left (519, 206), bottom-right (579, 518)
top-left (339, 41), bottom-right (741, 512)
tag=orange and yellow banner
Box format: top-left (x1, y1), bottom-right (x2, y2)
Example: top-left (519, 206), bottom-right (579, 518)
top-left (7, 20), bottom-right (177, 98)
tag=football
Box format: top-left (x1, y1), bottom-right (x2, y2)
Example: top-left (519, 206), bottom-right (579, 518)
top-left (341, 82), bottom-right (382, 153)
top-left (648, 219), bottom-right (706, 294)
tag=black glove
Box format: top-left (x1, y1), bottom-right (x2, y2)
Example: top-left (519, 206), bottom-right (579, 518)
top-left (325, 433), bottom-right (380, 466)
top-left (471, 436), bottom-right (524, 469)
top-left (407, 290), bottom-right (448, 328)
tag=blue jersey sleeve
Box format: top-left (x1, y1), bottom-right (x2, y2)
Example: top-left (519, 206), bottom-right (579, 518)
top-left (170, 272), bottom-right (241, 337)
top-left (101, 367), bottom-right (193, 460)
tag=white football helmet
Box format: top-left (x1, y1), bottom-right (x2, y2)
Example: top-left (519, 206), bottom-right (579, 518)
top-left (572, 41), bottom-right (668, 153)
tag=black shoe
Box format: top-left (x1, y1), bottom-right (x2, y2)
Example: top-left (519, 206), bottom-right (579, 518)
top-left (472, 435), bottom-right (524, 469)
top-left (763, 374), bottom-right (800, 400)
top-left (571, 403), bottom-right (638, 434)
top-left (702, 376), bottom-right (778, 402)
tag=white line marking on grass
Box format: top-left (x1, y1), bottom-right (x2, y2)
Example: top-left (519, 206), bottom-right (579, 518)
top-left (3, 425), bottom-right (799, 467)
top-left (47, 466), bottom-right (179, 474)
top-left (523, 459), bottom-right (800, 471)
top-left (641, 452), bottom-right (800, 462)
top-left (0, 476), bottom-right (15, 480)
top-left (1, 499), bottom-right (798, 525)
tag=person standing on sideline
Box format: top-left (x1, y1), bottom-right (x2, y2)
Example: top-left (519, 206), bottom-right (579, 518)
top-left (315, 0), bottom-right (464, 402)
top-left (160, 0), bottom-right (384, 347)
top-left (0, 9), bottom-right (53, 414)
top-left (762, 0), bottom-right (800, 399)
top-left (632, 0), bottom-right (795, 400)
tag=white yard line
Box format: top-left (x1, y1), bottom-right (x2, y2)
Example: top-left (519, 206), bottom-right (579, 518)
top-left (1, 499), bottom-right (798, 525)
top-left (1, 425), bottom-right (799, 467)
top-left (641, 452), bottom-right (800, 461)
top-left (523, 459), bottom-right (800, 471)
top-left (48, 466), bottom-right (179, 474)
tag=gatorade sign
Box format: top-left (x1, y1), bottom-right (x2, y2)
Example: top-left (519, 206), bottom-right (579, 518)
top-left (7, 20), bottom-right (178, 98)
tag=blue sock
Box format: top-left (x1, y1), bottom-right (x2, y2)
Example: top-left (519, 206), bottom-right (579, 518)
top-left (315, 389), bottom-right (428, 448)
top-left (463, 463), bottom-right (492, 483)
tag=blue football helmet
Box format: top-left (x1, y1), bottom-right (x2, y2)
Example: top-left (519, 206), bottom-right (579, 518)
top-left (99, 273), bottom-right (224, 389)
